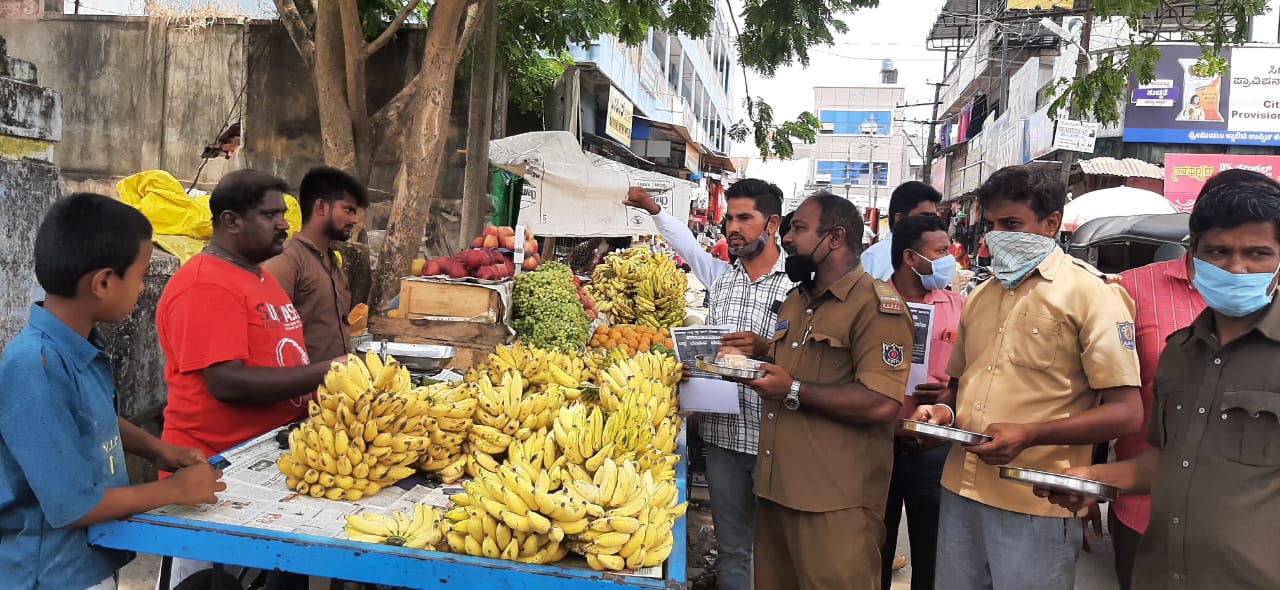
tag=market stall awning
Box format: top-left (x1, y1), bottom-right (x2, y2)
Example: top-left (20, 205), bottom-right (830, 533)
top-left (633, 115), bottom-right (695, 146)
top-left (1078, 157), bottom-right (1164, 180)
top-left (698, 144), bottom-right (736, 174)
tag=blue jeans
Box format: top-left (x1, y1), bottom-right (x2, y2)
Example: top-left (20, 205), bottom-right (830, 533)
top-left (881, 445), bottom-right (948, 590)
top-left (704, 443), bottom-right (756, 590)
top-left (934, 489), bottom-right (1082, 590)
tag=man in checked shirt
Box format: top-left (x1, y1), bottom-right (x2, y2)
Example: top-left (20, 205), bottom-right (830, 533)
top-left (625, 179), bottom-right (793, 589)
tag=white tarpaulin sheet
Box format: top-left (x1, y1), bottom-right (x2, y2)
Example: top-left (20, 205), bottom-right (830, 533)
top-left (489, 131), bottom-right (694, 237)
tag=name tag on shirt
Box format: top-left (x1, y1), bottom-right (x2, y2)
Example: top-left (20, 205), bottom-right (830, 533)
top-left (776, 319), bottom-right (789, 333)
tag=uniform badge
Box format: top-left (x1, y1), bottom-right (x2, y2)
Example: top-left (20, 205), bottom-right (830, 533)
top-left (1118, 322), bottom-right (1136, 350)
top-left (776, 320), bottom-right (789, 332)
top-left (882, 343), bottom-right (905, 368)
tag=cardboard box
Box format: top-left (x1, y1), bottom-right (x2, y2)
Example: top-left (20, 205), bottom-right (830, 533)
top-left (398, 278), bottom-right (508, 323)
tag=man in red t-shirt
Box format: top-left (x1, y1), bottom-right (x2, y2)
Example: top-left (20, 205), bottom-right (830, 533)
top-left (159, 170), bottom-right (339, 459)
top-left (157, 170), bottom-right (341, 588)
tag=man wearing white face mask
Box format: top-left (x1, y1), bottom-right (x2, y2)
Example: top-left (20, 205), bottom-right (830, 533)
top-left (910, 165), bottom-right (1143, 590)
top-left (1037, 170), bottom-right (1280, 590)
top-left (880, 215), bottom-right (966, 590)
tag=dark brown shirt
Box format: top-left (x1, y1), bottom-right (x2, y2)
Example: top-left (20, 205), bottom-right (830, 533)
top-left (263, 234), bottom-right (353, 363)
top-left (1135, 298), bottom-right (1280, 590)
top-left (756, 266), bottom-right (913, 513)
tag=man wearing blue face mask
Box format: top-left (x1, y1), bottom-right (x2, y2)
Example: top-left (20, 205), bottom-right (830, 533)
top-left (880, 214), bottom-right (966, 590)
top-left (910, 165), bottom-right (1143, 590)
top-left (861, 182), bottom-right (944, 281)
top-left (1037, 170), bottom-right (1280, 590)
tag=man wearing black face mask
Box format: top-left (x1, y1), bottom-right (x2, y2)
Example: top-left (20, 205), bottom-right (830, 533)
top-left (624, 180), bottom-right (794, 589)
top-left (745, 192), bottom-right (914, 589)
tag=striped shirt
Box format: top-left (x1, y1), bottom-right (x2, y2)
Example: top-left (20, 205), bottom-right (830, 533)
top-left (700, 254), bottom-right (794, 454)
top-left (1115, 256), bottom-right (1205, 534)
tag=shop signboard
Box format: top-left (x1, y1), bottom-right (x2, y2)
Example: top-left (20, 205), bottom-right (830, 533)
top-left (1164, 153), bottom-right (1280, 211)
top-left (1124, 45), bottom-right (1280, 146)
top-left (605, 86), bottom-right (635, 145)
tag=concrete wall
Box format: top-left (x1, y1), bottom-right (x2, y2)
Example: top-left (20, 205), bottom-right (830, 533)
top-left (0, 16), bottom-right (245, 184)
top-left (0, 16), bottom-right (460, 201)
top-left (0, 36), bottom-right (62, 344)
top-left (0, 158), bottom-right (61, 342)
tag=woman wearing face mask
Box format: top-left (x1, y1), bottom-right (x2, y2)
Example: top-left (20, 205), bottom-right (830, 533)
top-left (878, 214), bottom-right (967, 590)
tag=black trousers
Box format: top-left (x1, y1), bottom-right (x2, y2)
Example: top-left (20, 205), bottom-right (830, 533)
top-left (1109, 509), bottom-right (1143, 590)
top-left (880, 444), bottom-right (948, 590)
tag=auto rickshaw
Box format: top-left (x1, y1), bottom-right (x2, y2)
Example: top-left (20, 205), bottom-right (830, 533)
top-left (1064, 213), bottom-right (1191, 274)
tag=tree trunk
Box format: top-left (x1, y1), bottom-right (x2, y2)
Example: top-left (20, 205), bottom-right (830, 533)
top-left (314, 0), bottom-right (357, 173)
top-left (492, 56), bottom-right (508, 139)
top-left (340, 0), bottom-right (374, 182)
top-left (459, 0), bottom-right (498, 247)
top-left (370, 0), bottom-right (487, 311)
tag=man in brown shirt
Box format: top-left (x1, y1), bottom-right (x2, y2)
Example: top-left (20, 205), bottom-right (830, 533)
top-left (744, 193), bottom-right (914, 590)
top-left (911, 165), bottom-right (1142, 590)
top-left (1040, 170), bottom-right (1280, 590)
top-left (264, 167), bottom-right (367, 363)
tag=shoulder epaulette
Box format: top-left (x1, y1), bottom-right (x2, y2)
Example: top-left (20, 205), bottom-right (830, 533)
top-left (872, 281), bottom-right (905, 315)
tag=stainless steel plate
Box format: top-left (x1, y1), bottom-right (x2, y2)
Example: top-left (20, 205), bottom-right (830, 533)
top-left (999, 466), bottom-right (1120, 502)
top-left (355, 341), bottom-right (457, 373)
top-left (900, 419), bottom-right (993, 446)
top-left (695, 354), bottom-right (766, 380)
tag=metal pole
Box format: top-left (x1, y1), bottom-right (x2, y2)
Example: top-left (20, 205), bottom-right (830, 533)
top-left (869, 135), bottom-right (877, 210)
top-left (921, 82), bottom-right (944, 185)
top-left (845, 140), bottom-right (853, 200)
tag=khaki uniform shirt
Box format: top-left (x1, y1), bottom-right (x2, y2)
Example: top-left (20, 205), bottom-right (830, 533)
top-left (1134, 299), bottom-right (1280, 590)
top-left (943, 248), bottom-right (1140, 517)
top-left (263, 234), bottom-right (353, 363)
top-left (756, 266), bottom-right (914, 513)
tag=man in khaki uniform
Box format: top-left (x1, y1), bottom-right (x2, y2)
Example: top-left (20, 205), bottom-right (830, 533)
top-left (745, 193), bottom-right (914, 590)
top-left (1040, 170), bottom-right (1280, 590)
top-left (911, 165), bottom-right (1142, 590)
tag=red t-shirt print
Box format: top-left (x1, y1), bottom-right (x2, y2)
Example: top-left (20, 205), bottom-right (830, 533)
top-left (158, 254), bottom-right (314, 458)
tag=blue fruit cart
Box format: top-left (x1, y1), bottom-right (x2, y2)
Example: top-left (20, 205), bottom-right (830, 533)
top-left (88, 430), bottom-right (689, 589)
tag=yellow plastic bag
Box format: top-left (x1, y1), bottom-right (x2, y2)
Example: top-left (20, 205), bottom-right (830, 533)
top-left (152, 234), bottom-right (209, 265)
top-left (117, 170), bottom-right (213, 239)
top-left (284, 194), bottom-right (302, 237)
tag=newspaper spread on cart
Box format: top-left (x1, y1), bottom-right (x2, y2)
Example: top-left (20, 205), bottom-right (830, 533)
top-left (146, 427), bottom-right (663, 578)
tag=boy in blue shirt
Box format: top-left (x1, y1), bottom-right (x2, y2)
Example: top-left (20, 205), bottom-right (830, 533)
top-left (0, 193), bottom-right (226, 590)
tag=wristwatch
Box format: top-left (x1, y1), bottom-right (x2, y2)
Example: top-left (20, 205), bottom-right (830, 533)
top-left (784, 380), bottom-right (801, 410)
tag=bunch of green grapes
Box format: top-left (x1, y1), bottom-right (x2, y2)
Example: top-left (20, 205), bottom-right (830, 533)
top-left (512, 262), bottom-right (591, 352)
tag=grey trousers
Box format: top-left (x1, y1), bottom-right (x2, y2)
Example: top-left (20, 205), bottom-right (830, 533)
top-left (704, 443), bottom-right (757, 590)
top-left (934, 489), bottom-right (1082, 590)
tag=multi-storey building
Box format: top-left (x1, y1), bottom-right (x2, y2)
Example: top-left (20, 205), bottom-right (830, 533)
top-left (806, 71), bottom-right (915, 212)
top-left (548, 11), bottom-right (738, 179)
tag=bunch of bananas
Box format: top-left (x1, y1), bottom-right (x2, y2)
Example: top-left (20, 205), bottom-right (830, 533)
top-left (442, 464), bottom-right (578, 564)
top-left (561, 458), bottom-right (687, 571)
top-left (484, 342), bottom-right (588, 394)
top-left (595, 352), bottom-right (681, 414)
top-left (344, 504), bottom-right (444, 549)
top-left (275, 353), bottom-right (432, 500)
top-left (587, 248), bottom-right (687, 328)
top-left (464, 369), bottom-right (569, 478)
top-left (413, 381), bottom-right (478, 482)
